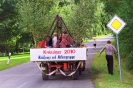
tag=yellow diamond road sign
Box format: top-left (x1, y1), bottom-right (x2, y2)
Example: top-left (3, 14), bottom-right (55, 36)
top-left (107, 15), bottom-right (126, 34)
top-left (111, 19), bottom-right (122, 30)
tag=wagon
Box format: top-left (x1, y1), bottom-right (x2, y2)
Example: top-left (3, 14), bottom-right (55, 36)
top-left (30, 47), bottom-right (87, 80)
top-left (30, 15), bottom-right (87, 80)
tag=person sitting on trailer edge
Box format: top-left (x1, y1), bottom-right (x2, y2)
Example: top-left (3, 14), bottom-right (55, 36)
top-left (38, 38), bottom-right (47, 48)
top-left (38, 37), bottom-right (47, 66)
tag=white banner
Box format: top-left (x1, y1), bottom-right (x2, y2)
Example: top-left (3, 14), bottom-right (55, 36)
top-left (30, 48), bottom-right (87, 61)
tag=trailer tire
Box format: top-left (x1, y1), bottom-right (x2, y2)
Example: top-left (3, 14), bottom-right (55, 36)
top-left (82, 66), bottom-right (85, 71)
top-left (72, 70), bottom-right (79, 80)
top-left (79, 66), bottom-right (82, 75)
top-left (42, 64), bottom-right (49, 80)
top-left (82, 61), bottom-right (85, 71)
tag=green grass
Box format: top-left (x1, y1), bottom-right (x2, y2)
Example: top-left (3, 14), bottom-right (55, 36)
top-left (0, 52), bottom-right (30, 71)
top-left (94, 33), bottom-right (112, 38)
top-left (91, 52), bottom-right (133, 88)
top-left (83, 33), bottom-right (112, 43)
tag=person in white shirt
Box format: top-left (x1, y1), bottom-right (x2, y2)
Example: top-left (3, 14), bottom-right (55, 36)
top-left (8, 52), bottom-right (11, 59)
top-left (93, 39), bottom-right (97, 49)
top-left (52, 32), bottom-right (57, 48)
top-left (98, 40), bottom-right (117, 75)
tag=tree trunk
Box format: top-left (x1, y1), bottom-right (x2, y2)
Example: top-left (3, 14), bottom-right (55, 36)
top-left (15, 41), bottom-right (19, 53)
top-left (32, 32), bottom-right (37, 48)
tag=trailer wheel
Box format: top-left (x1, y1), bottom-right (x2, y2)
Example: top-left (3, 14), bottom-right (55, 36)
top-left (79, 66), bottom-right (82, 75)
top-left (72, 70), bottom-right (79, 80)
top-left (82, 61), bottom-right (85, 71)
top-left (82, 66), bottom-right (85, 71)
top-left (42, 64), bottom-right (49, 80)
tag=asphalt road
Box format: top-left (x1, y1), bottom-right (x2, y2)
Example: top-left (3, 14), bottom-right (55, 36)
top-left (0, 36), bottom-right (114, 88)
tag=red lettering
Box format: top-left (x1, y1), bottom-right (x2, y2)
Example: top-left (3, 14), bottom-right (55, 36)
top-left (43, 50), bottom-right (62, 54)
top-left (64, 50), bottom-right (67, 54)
top-left (67, 50), bottom-right (69, 54)
top-left (47, 51), bottom-right (50, 54)
top-left (73, 49), bottom-right (76, 53)
top-left (43, 50), bottom-right (46, 54)
top-left (64, 49), bottom-right (76, 54)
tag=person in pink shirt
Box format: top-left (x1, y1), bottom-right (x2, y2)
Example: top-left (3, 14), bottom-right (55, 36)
top-left (56, 39), bottom-right (61, 48)
top-left (60, 34), bottom-right (68, 48)
top-left (60, 31), bottom-right (67, 41)
top-left (66, 35), bottom-right (72, 47)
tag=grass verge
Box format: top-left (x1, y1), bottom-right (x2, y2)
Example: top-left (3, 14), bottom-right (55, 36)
top-left (0, 52), bottom-right (30, 71)
top-left (83, 34), bottom-right (112, 43)
top-left (94, 33), bottom-right (112, 38)
top-left (91, 52), bottom-right (133, 88)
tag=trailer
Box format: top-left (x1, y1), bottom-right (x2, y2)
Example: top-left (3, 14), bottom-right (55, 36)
top-left (30, 15), bottom-right (87, 80)
top-left (30, 48), bottom-right (87, 80)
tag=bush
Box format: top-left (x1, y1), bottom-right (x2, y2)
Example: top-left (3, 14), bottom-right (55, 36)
top-left (0, 52), bottom-right (6, 57)
top-left (125, 51), bottom-right (133, 70)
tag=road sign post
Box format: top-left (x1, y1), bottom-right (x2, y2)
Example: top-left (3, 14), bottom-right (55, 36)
top-left (107, 15), bottom-right (126, 82)
top-left (116, 34), bottom-right (122, 82)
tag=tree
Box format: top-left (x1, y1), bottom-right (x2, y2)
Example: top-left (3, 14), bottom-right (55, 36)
top-left (0, 0), bottom-right (19, 53)
top-left (103, 0), bottom-right (133, 70)
top-left (17, 0), bottom-right (56, 47)
top-left (69, 0), bottom-right (107, 40)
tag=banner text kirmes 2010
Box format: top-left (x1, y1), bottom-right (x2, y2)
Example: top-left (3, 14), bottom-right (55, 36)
top-left (30, 48), bottom-right (87, 61)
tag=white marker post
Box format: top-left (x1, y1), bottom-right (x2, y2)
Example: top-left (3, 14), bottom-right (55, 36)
top-left (107, 15), bottom-right (126, 82)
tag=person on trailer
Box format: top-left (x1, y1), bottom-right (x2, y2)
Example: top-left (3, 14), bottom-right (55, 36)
top-left (38, 38), bottom-right (45, 67)
top-left (46, 36), bottom-right (52, 48)
top-left (60, 34), bottom-right (68, 48)
top-left (56, 38), bottom-right (61, 48)
top-left (60, 30), bottom-right (67, 41)
top-left (38, 37), bottom-right (47, 48)
top-left (52, 32), bottom-right (58, 48)
top-left (66, 34), bottom-right (72, 48)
